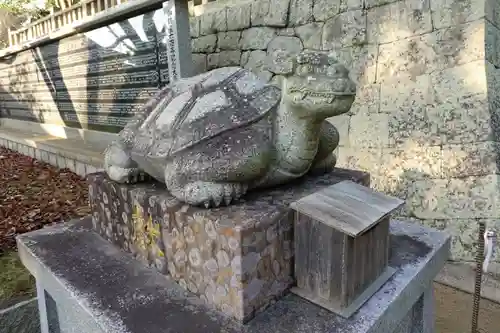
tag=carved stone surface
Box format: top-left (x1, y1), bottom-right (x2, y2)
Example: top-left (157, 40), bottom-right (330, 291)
top-left (87, 167), bottom-right (370, 322)
top-left (104, 51), bottom-right (357, 207)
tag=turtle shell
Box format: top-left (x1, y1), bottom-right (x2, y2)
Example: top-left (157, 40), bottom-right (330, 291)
top-left (136, 67), bottom-right (282, 159)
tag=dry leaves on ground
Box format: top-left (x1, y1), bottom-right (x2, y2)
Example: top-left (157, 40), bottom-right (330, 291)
top-left (0, 147), bottom-right (90, 253)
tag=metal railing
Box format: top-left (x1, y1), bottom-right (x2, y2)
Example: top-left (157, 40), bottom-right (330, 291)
top-left (7, 0), bottom-right (219, 48)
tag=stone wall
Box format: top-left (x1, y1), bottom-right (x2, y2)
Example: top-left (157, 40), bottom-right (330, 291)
top-left (187, 0), bottom-right (500, 262)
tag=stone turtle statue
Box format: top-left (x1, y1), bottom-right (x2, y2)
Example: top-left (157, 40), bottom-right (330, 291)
top-left (104, 51), bottom-right (356, 207)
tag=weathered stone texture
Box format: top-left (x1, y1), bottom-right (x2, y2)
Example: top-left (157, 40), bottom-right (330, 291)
top-left (431, 0), bottom-right (485, 30)
top-left (265, 36), bottom-right (304, 73)
top-left (349, 83), bottom-right (380, 115)
top-left (243, 50), bottom-right (273, 81)
top-left (226, 2), bottom-right (251, 31)
top-left (388, 105), bottom-right (440, 147)
top-left (380, 146), bottom-right (442, 180)
top-left (445, 218), bottom-right (480, 261)
top-left (367, 0), bottom-right (432, 44)
top-left (407, 175), bottom-right (500, 219)
top-left (289, 0), bottom-right (314, 26)
top-left (380, 76), bottom-right (431, 114)
top-left (190, 16), bottom-right (200, 38)
top-left (295, 23), bottom-right (323, 50)
top-left (364, 0), bottom-right (399, 9)
top-left (200, 9), bottom-right (228, 36)
top-left (312, 0), bottom-right (340, 22)
top-left (337, 147), bottom-right (383, 176)
top-left (240, 27), bottom-right (277, 50)
top-left (328, 45), bottom-right (378, 84)
top-left (341, 0), bottom-right (364, 11)
top-left (251, 0), bottom-right (290, 27)
top-left (322, 10), bottom-right (366, 49)
top-left (191, 54), bottom-right (207, 75)
top-left (217, 31), bottom-right (241, 50)
top-left (217, 50), bottom-right (242, 67)
top-left (377, 20), bottom-right (484, 82)
top-left (441, 142), bottom-right (500, 178)
top-left (191, 34), bottom-right (217, 53)
top-left (207, 53), bottom-right (219, 70)
top-left (278, 28), bottom-right (296, 36)
top-left (349, 112), bottom-right (389, 147)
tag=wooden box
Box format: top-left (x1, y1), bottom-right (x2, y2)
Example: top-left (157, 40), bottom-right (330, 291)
top-left (290, 180), bottom-right (405, 318)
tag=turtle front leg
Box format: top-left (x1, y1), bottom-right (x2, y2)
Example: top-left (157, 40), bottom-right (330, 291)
top-left (167, 181), bottom-right (249, 208)
top-left (309, 120), bottom-right (340, 175)
top-left (104, 140), bottom-right (141, 183)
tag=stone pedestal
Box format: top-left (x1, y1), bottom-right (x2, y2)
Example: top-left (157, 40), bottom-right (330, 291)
top-left (86, 168), bottom-right (370, 322)
top-left (17, 217), bottom-right (450, 333)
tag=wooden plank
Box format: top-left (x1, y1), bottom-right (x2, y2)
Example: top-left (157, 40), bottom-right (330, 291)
top-left (295, 212), bottom-right (346, 303)
top-left (290, 181), bottom-right (404, 237)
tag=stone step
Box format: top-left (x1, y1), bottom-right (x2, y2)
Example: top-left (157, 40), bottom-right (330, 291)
top-left (0, 120), bottom-right (112, 177)
top-left (17, 216), bottom-right (450, 333)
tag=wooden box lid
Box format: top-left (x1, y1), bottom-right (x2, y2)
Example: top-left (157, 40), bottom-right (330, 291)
top-left (290, 180), bottom-right (405, 237)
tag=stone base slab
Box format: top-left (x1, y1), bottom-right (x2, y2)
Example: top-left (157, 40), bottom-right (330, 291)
top-left (17, 217), bottom-right (450, 333)
top-left (86, 168), bottom-right (370, 322)
top-left (291, 266), bottom-right (396, 318)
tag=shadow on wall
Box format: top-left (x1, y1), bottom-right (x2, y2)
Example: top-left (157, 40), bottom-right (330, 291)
top-left (31, 43), bottom-right (80, 129)
top-left (0, 53), bottom-right (45, 124)
top-left (82, 10), bottom-right (165, 133)
top-left (0, 7), bottom-right (169, 134)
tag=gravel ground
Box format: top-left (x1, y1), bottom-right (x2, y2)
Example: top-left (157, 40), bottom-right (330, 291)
top-left (0, 146), bottom-right (90, 254)
top-left (435, 283), bottom-right (500, 333)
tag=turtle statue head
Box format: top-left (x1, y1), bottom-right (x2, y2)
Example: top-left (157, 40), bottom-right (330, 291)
top-left (280, 50), bottom-right (356, 121)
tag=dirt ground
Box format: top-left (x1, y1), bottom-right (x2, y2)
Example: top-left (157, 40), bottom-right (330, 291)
top-left (435, 283), bottom-right (500, 333)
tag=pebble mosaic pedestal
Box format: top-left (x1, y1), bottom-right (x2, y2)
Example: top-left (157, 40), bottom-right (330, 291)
top-left (87, 168), bottom-right (370, 322)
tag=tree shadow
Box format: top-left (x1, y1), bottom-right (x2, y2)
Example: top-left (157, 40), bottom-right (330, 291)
top-left (83, 11), bottom-right (162, 133)
top-left (0, 5), bottom-right (166, 134)
top-left (0, 53), bottom-right (46, 123)
top-left (31, 41), bottom-right (81, 128)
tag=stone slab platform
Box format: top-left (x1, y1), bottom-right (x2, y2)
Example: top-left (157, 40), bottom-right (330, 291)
top-left (86, 168), bottom-right (370, 322)
top-left (17, 217), bottom-right (450, 333)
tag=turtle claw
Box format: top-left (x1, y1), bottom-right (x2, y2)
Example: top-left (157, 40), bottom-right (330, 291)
top-left (180, 182), bottom-right (249, 208)
top-left (213, 196), bottom-right (223, 207)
